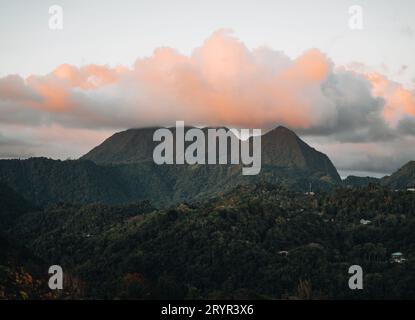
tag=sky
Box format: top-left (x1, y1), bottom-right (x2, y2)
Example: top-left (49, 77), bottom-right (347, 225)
top-left (0, 0), bottom-right (415, 177)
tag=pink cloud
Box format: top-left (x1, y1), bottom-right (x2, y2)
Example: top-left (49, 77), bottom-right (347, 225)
top-left (366, 72), bottom-right (415, 124)
top-left (0, 29), bottom-right (414, 135)
top-left (1, 29), bottom-right (415, 173)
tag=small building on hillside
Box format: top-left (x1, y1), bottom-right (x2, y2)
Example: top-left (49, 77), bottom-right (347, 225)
top-left (278, 251), bottom-right (289, 257)
top-left (360, 219), bottom-right (371, 225)
top-left (305, 183), bottom-right (315, 196)
top-left (407, 188), bottom-right (415, 192)
top-left (391, 252), bottom-right (406, 264)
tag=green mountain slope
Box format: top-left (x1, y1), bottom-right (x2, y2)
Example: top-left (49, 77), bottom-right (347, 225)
top-left (0, 126), bottom-right (341, 207)
top-left (382, 161), bottom-right (415, 189)
top-left (261, 126), bottom-right (340, 182)
top-left (343, 176), bottom-right (380, 188)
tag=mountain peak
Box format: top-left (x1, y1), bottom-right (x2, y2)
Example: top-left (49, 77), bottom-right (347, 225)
top-left (261, 125), bottom-right (340, 182)
top-left (269, 125), bottom-right (298, 136)
top-left (381, 160), bottom-right (415, 189)
top-left (402, 161), bottom-right (415, 169)
top-left (274, 125), bottom-right (294, 131)
top-left (81, 125), bottom-right (341, 183)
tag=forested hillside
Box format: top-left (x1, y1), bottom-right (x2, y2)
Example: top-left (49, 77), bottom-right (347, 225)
top-left (0, 185), bottom-right (80, 299)
top-left (3, 183), bottom-right (415, 299)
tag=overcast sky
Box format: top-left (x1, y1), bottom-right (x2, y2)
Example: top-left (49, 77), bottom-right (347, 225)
top-left (0, 0), bottom-right (415, 177)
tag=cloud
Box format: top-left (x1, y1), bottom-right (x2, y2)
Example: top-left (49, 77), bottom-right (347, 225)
top-left (0, 75), bottom-right (41, 102)
top-left (308, 135), bottom-right (415, 176)
top-left (298, 70), bottom-right (391, 142)
top-left (0, 124), bottom-right (112, 160)
top-left (365, 72), bottom-right (415, 124)
top-left (0, 30), bottom-right (335, 130)
top-left (0, 29), bottom-right (415, 173)
top-left (397, 116), bottom-right (415, 136)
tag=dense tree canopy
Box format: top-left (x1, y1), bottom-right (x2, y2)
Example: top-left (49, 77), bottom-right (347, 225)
top-left (2, 183), bottom-right (414, 299)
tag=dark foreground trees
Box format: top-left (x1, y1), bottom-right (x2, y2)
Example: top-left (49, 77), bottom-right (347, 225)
top-left (2, 184), bottom-right (415, 299)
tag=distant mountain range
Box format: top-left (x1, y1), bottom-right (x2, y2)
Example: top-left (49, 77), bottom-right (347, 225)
top-left (0, 126), bottom-right (413, 207)
top-left (343, 161), bottom-right (415, 189)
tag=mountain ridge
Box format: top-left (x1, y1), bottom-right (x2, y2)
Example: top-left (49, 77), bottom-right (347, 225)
top-left (381, 161), bottom-right (415, 189)
top-left (81, 125), bottom-right (341, 183)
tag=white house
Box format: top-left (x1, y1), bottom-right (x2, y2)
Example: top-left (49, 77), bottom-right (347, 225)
top-left (391, 252), bottom-right (406, 264)
top-left (360, 219), bottom-right (371, 225)
top-left (278, 251), bottom-right (289, 257)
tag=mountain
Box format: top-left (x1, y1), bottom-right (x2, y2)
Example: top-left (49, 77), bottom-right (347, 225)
top-left (381, 161), bottom-right (415, 189)
top-left (261, 126), bottom-right (340, 182)
top-left (81, 127), bottom-right (158, 164)
top-left (82, 125), bottom-right (341, 182)
top-left (343, 176), bottom-right (380, 188)
top-left (0, 126), bottom-right (341, 207)
top-left (81, 125), bottom-right (341, 202)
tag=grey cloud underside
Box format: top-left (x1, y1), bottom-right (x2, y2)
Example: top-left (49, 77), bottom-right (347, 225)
top-left (308, 135), bottom-right (415, 176)
top-left (397, 117), bottom-right (415, 136)
top-left (0, 134), bottom-right (35, 159)
top-left (298, 72), bottom-right (402, 143)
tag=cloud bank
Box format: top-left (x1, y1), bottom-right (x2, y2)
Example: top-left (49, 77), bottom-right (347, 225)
top-left (1, 30), bottom-right (415, 174)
